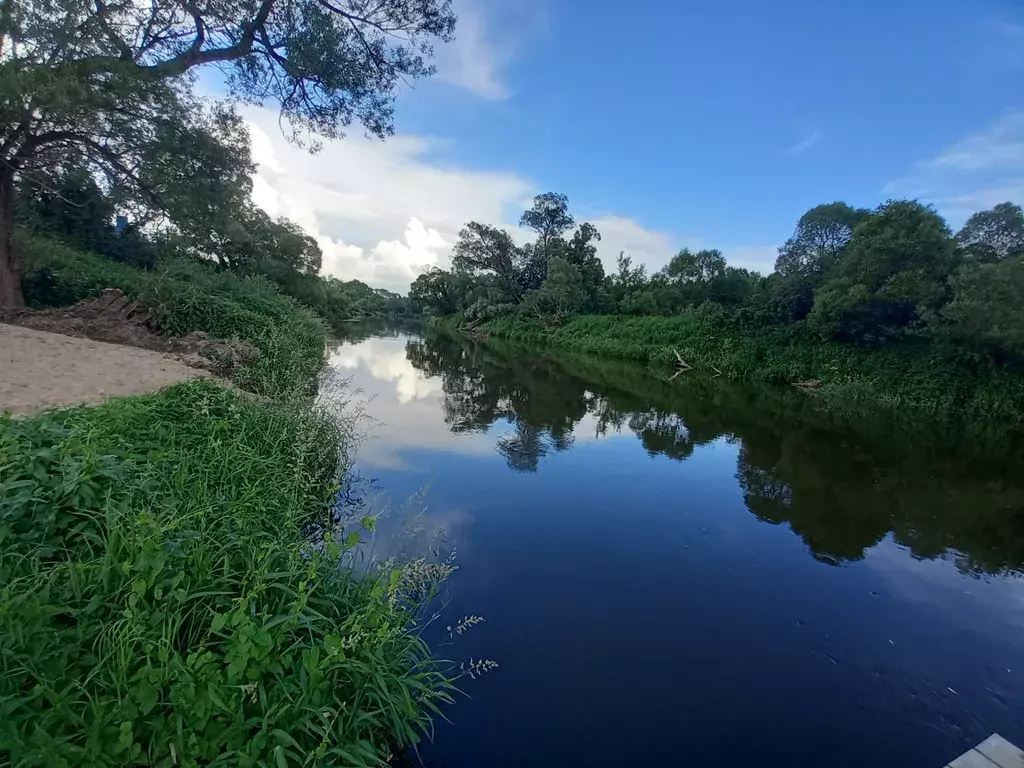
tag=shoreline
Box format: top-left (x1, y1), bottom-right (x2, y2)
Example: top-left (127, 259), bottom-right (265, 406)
top-left (432, 313), bottom-right (1024, 424)
top-left (1, 242), bottom-right (455, 765)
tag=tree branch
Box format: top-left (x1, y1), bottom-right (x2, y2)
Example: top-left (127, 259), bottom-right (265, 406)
top-left (178, 0), bottom-right (206, 58)
top-left (94, 0), bottom-right (135, 60)
top-left (313, 0), bottom-right (385, 73)
top-left (67, 0), bottom-right (277, 78)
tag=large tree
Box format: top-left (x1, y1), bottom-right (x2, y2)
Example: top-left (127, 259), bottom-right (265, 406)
top-left (220, 205), bottom-right (323, 275)
top-left (521, 255), bottom-right (585, 320)
top-left (0, 0), bottom-right (456, 307)
top-left (940, 255), bottom-right (1024, 363)
top-left (955, 202), bottom-right (1024, 262)
top-left (451, 222), bottom-right (524, 302)
top-left (809, 200), bottom-right (958, 342)
top-left (519, 192), bottom-right (574, 259)
top-left (409, 266), bottom-right (464, 316)
top-left (774, 202), bottom-right (870, 279)
top-left (664, 248), bottom-right (726, 285)
top-left (555, 221), bottom-right (604, 311)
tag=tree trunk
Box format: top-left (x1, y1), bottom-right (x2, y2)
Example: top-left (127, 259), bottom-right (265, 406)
top-left (0, 166), bottom-right (23, 310)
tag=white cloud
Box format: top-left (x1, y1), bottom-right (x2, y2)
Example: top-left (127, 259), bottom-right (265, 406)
top-left (248, 124), bottom-right (284, 173)
top-left (885, 112), bottom-right (1024, 227)
top-left (243, 108), bottom-right (776, 290)
top-left (932, 185), bottom-right (1024, 222)
top-left (244, 110), bottom-right (531, 290)
top-left (242, 107), bottom-right (709, 289)
top-left (435, 0), bottom-right (511, 100)
top-left (785, 129), bottom-right (822, 156)
top-left (722, 244), bottom-right (779, 274)
top-left (330, 337), bottom-right (442, 404)
top-left (586, 216), bottom-right (777, 275)
top-left (250, 174), bottom-right (280, 217)
top-left (925, 113), bottom-right (1024, 172)
top-left (588, 215), bottom-right (680, 274)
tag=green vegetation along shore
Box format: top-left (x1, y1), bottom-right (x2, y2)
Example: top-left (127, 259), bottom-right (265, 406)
top-left (436, 312), bottom-right (1024, 423)
top-left (0, 0), bottom-right (469, 758)
top-left (1, 242), bottom-right (459, 765)
top-left (415, 194), bottom-right (1024, 421)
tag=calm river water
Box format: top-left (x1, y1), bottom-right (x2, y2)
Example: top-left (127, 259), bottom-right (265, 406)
top-left (328, 321), bottom-right (1024, 768)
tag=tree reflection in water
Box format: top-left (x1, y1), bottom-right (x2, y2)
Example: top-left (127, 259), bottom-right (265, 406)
top-left (405, 329), bottom-right (1024, 575)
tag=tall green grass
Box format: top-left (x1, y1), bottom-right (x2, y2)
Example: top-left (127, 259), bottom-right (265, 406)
top-left (17, 234), bottom-right (329, 398)
top-left (5, 236), bottom-right (467, 764)
top-left (475, 311), bottom-right (1024, 422)
top-left (0, 380), bottom-right (456, 766)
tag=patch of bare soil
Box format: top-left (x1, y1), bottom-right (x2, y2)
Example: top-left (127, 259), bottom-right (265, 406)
top-left (0, 288), bottom-right (263, 415)
top-left (0, 323), bottom-right (210, 415)
top-left (1, 288), bottom-right (260, 375)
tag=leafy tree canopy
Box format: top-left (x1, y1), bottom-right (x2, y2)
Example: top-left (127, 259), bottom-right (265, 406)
top-left (0, 0), bottom-right (457, 306)
top-left (410, 266), bottom-right (466, 317)
top-left (774, 202), bottom-right (870, 279)
top-left (664, 248), bottom-right (726, 285)
top-left (810, 200), bottom-right (957, 343)
top-left (955, 202), bottom-right (1024, 262)
top-left (451, 222), bottom-right (524, 302)
top-left (521, 255), bottom-right (585, 320)
top-left (520, 192), bottom-right (574, 255)
top-left (940, 256), bottom-right (1024, 363)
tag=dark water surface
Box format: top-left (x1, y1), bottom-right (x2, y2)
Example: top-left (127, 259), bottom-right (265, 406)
top-left (329, 321), bottom-right (1024, 768)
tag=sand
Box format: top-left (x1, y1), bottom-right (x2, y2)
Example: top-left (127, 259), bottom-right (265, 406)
top-left (0, 323), bottom-right (208, 415)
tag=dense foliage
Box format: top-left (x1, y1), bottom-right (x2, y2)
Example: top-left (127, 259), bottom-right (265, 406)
top-left (3, 244), bottom-right (469, 765)
top-left (0, 380), bottom-right (456, 766)
top-left (0, 0), bottom-right (456, 308)
top-left (15, 168), bottom-right (414, 330)
top-left (18, 234), bottom-right (329, 398)
top-left (1, 0), bottom-right (461, 761)
top-left (414, 195), bottom-right (1024, 415)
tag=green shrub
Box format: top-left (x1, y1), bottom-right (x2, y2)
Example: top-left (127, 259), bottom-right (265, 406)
top-left (18, 234), bottom-right (328, 398)
top-left (0, 381), bottom-right (455, 767)
top-left (18, 234), bottom-right (148, 306)
top-left (476, 312), bottom-right (1024, 421)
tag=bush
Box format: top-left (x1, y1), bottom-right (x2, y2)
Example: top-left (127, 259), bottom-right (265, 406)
top-left (18, 234), bottom-right (328, 398)
top-left (477, 312), bottom-right (1024, 421)
top-left (0, 381), bottom-right (456, 766)
top-left (939, 255), bottom-right (1024, 364)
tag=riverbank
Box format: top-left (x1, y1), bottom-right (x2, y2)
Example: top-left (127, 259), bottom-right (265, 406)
top-left (438, 313), bottom-right (1024, 423)
top-left (1, 246), bottom-right (455, 765)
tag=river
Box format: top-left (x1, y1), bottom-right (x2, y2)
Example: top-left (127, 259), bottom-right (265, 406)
top-left (327, 320), bottom-right (1024, 768)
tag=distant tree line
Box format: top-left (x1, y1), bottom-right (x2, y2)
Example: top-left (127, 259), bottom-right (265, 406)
top-left (411, 194), bottom-right (1024, 365)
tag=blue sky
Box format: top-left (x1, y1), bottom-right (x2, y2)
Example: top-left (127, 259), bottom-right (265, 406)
top-left (241, 0), bottom-right (1024, 290)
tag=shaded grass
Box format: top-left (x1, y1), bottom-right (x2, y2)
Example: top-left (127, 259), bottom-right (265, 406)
top-left (470, 312), bottom-right (1024, 422)
top-left (17, 234), bottom-right (329, 399)
top-left (0, 380), bottom-right (455, 767)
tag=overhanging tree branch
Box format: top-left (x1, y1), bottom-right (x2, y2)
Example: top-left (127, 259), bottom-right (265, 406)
top-left (93, 0), bottom-right (135, 60)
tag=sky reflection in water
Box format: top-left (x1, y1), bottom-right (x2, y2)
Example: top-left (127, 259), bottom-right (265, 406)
top-left (328, 324), bottom-right (1024, 768)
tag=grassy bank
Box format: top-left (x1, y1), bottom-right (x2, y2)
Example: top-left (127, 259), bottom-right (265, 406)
top-left (18, 234), bottom-right (329, 398)
top-left (2, 239), bottom-right (459, 765)
top-left (448, 312), bottom-right (1024, 422)
top-left (0, 382), bottom-right (454, 765)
